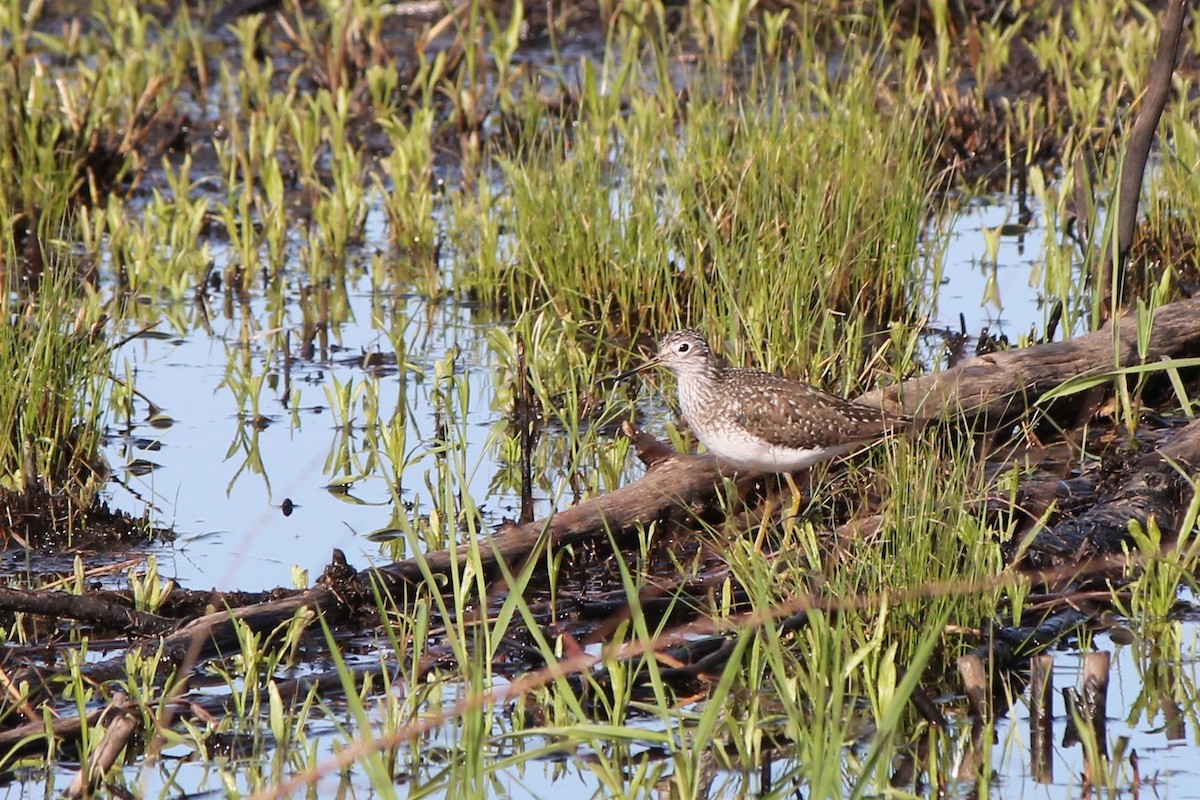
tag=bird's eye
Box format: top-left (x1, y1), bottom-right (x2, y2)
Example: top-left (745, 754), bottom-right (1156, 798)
top-left (678, 343), bottom-right (690, 353)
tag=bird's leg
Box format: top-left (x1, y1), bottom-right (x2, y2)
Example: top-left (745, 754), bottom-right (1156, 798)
top-left (754, 486), bottom-right (778, 550)
top-left (755, 473), bottom-right (803, 550)
top-left (783, 471), bottom-right (805, 518)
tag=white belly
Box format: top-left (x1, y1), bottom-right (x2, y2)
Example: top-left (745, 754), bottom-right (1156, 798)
top-left (695, 428), bottom-right (855, 473)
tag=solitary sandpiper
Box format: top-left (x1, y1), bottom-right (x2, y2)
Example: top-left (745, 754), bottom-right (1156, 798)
top-left (616, 329), bottom-right (910, 475)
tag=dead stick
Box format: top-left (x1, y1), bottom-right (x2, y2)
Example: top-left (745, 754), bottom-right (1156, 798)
top-left (1098, 0), bottom-right (1189, 316)
top-left (1030, 654), bottom-right (1054, 783)
top-left (64, 695), bottom-right (140, 799)
top-left (1082, 650), bottom-right (1111, 759)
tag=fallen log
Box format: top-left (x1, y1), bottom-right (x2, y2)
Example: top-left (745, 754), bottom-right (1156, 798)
top-left (380, 451), bottom-right (750, 585)
top-left (862, 295), bottom-right (1200, 425)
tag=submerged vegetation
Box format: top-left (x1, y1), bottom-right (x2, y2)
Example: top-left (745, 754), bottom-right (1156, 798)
top-left (1, 0), bottom-right (1199, 797)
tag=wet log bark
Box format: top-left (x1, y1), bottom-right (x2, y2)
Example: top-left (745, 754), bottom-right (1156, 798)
top-left (379, 449), bottom-right (751, 586)
top-left (964, 607), bottom-right (1096, 673)
top-left (64, 697), bottom-right (140, 799)
top-left (1030, 655), bottom-right (1054, 783)
top-left (859, 295), bottom-right (1200, 427)
top-left (930, 417), bottom-right (1200, 693)
top-left (1024, 416), bottom-right (1200, 563)
top-left (0, 586), bottom-right (176, 636)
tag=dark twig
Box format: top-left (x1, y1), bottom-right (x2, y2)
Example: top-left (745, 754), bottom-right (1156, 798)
top-left (0, 586), bottom-right (175, 637)
top-left (1098, 0), bottom-right (1189, 318)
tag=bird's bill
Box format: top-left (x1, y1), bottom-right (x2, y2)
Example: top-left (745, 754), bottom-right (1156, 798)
top-left (613, 357), bottom-right (662, 382)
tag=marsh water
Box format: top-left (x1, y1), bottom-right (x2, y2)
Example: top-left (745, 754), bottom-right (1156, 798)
top-left (9, 3), bottom-right (1200, 796)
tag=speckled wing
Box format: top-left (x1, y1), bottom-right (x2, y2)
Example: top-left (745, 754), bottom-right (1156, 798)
top-left (725, 369), bottom-right (908, 449)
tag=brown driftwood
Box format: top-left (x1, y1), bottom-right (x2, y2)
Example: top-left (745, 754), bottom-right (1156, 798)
top-left (861, 295), bottom-right (1200, 424)
top-left (380, 452), bottom-right (755, 586)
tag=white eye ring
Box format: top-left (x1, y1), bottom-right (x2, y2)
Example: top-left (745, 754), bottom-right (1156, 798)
top-left (678, 343), bottom-right (690, 353)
